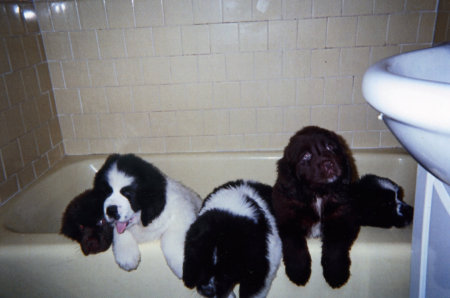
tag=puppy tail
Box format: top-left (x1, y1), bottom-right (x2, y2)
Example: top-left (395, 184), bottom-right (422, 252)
top-left (183, 215), bottom-right (216, 289)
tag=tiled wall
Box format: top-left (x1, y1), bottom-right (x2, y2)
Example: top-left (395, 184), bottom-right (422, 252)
top-left (435, 0), bottom-right (450, 43)
top-left (0, 1), bottom-right (63, 204)
top-left (35, 0), bottom-right (438, 155)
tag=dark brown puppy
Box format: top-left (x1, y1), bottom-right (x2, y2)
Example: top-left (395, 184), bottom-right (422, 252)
top-left (272, 126), bottom-right (359, 288)
top-left (61, 189), bottom-right (113, 255)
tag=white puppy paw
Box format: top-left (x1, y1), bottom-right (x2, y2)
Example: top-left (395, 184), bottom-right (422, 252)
top-left (113, 229), bottom-right (141, 271)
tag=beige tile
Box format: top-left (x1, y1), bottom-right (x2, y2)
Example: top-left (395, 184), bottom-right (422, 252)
top-left (5, 72), bottom-right (26, 105)
top-left (36, 93), bottom-right (53, 124)
top-left (149, 111), bottom-right (178, 137)
top-left (153, 26), bottom-right (182, 56)
top-left (191, 136), bottom-right (217, 152)
top-left (18, 164), bottom-right (35, 189)
top-left (352, 76), bottom-right (365, 104)
top-left (48, 117), bottom-right (63, 146)
top-left (433, 12), bottom-right (450, 44)
top-left (134, 0), bottom-right (164, 27)
top-left (380, 131), bottom-right (401, 147)
top-left (48, 62), bottom-right (65, 89)
top-left (356, 15), bottom-right (388, 46)
top-left (284, 106), bottom-right (311, 132)
top-left (70, 31), bottom-right (99, 59)
top-left (105, 0), bottom-right (134, 28)
top-left (34, 2), bottom-right (53, 32)
top-left (297, 18), bottom-right (327, 49)
top-left (141, 57), bottom-right (171, 84)
top-left (47, 144), bottom-right (64, 167)
top-left (311, 106), bottom-right (339, 130)
top-left (115, 139), bottom-right (140, 154)
top-left (374, 0), bottom-right (404, 13)
top-left (132, 85), bottom-right (160, 111)
top-left (6, 4), bottom-right (25, 35)
top-left (226, 52), bottom-right (254, 81)
top-left (193, 0), bottom-right (222, 24)
top-left (3, 141), bottom-right (23, 177)
top-left (160, 84), bottom-right (188, 111)
top-left (388, 13), bottom-right (421, 44)
top-left (125, 28), bottom-right (154, 57)
top-left (170, 56), bottom-right (198, 83)
top-left (283, 0), bottom-right (312, 19)
top-left (268, 79), bottom-right (296, 106)
top-left (115, 58), bottom-right (144, 86)
top-left (210, 23), bottom-right (239, 53)
top-left (37, 64), bottom-right (52, 93)
top-left (80, 87), bottom-right (109, 114)
top-left (88, 59), bottom-right (117, 87)
top-left (352, 131), bottom-right (380, 148)
top-left (106, 86), bottom-right (133, 113)
top-left (0, 113), bottom-right (8, 147)
top-left (418, 13), bottom-right (437, 43)
top-left (78, 0), bottom-right (107, 29)
top-left (43, 32), bottom-right (72, 60)
top-left (163, 0), bottom-right (194, 25)
top-left (5, 105), bottom-right (25, 140)
top-left (140, 138), bottom-right (166, 153)
top-left (254, 51), bottom-right (282, 79)
top-left (223, 0), bottom-right (252, 22)
top-left (176, 110), bottom-right (204, 136)
top-left (340, 47), bottom-right (370, 75)
top-left (21, 99), bottom-right (40, 133)
top-left (297, 78), bottom-right (324, 105)
top-left (311, 49), bottom-right (340, 76)
top-left (53, 89), bottom-right (82, 114)
top-left (123, 113), bottom-right (151, 137)
top-left (253, 0), bottom-right (282, 21)
top-left (269, 20), bottom-right (297, 50)
top-left (97, 29), bottom-right (126, 58)
top-left (23, 3), bottom-right (40, 33)
top-left (284, 50), bottom-right (311, 78)
top-left (73, 114), bottom-right (100, 138)
top-left (327, 17), bottom-right (357, 48)
top-left (0, 177), bottom-right (19, 203)
top-left (6, 37), bottom-right (26, 70)
top-left (239, 22), bottom-right (268, 51)
top-left (35, 124), bottom-right (52, 154)
top-left (198, 54), bottom-right (227, 82)
top-left (185, 83), bottom-right (214, 109)
top-left (339, 104), bottom-right (366, 131)
top-left (313, 0), bottom-right (341, 17)
top-left (0, 78), bottom-right (8, 111)
top-left (99, 113), bottom-right (125, 138)
top-left (62, 61), bottom-right (90, 88)
top-left (89, 138), bottom-right (116, 153)
top-left (217, 135), bottom-right (244, 151)
top-left (22, 67), bottom-right (40, 99)
top-left (58, 115), bottom-right (75, 139)
top-left (166, 137), bottom-right (191, 153)
top-left (324, 77), bottom-right (353, 104)
top-left (0, 40), bottom-right (10, 74)
top-left (19, 132), bottom-right (38, 166)
top-left (257, 108), bottom-right (283, 133)
top-left (204, 110), bottom-right (229, 135)
top-left (243, 134), bottom-right (272, 150)
top-left (22, 35), bottom-right (42, 66)
top-left (343, 0), bottom-right (373, 15)
top-left (50, 1), bottom-right (80, 31)
top-left (230, 109), bottom-right (257, 134)
top-left (64, 139), bottom-right (91, 155)
top-left (367, 106), bottom-right (387, 130)
top-left (182, 25), bottom-right (210, 55)
top-left (213, 82), bottom-right (241, 108)
top-left (241, 81), bottom-right (268, 107)
top-left (370, 46), bottom-right (400, 64)
top-left (407, 0), bottom-right (437, 10)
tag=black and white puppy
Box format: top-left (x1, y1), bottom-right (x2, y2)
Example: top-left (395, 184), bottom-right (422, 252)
top-left (183, 180), bottom-right (282, 298)
top-left (95, 154), bottom-right (202, 278)
top-left (351, 174), bottom-right (414, 228)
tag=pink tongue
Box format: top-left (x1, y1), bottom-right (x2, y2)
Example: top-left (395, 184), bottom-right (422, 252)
top-left (116, 222), bottom-right (127, 234)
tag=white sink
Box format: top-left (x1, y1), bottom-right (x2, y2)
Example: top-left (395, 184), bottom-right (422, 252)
top-left (362, 44), bottom-right (450, 184)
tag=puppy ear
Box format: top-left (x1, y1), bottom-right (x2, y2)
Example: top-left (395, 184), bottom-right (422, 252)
top-left (276, 158), bottom-right (301, 198)
top-left (139, 187), bottom-right (166, 226)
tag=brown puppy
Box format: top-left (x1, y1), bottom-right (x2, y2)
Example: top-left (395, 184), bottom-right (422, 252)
top-left (272, 126), bottom-right (359, 288)
top-left (61, 189), bottom-right (113, 255)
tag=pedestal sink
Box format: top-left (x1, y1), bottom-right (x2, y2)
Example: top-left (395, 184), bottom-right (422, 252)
top-left (362, 44), bottom-right (450, 184)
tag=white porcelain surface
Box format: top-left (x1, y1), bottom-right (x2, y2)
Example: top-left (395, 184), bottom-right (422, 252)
top-left (362, 44), bottom-right (450, 184)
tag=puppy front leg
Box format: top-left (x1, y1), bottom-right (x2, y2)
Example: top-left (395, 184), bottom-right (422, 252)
top-left (281, 232), bottom-right (311, 286)
top-left (112, 228), bottom-right (141, 271)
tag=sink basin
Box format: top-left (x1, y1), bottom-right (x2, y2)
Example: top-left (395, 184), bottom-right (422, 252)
top-left (362, 44), bottom-right (450, 184)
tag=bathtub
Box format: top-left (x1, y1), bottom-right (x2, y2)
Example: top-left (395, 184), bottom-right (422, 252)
top-left (0, 150), bottom-right (417, 298)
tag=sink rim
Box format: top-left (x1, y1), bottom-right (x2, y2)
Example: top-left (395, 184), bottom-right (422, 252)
top-left (362, 45), bottom-right (450, 135)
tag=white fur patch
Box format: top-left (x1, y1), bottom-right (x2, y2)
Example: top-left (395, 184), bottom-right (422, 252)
top-left (103, 163), bottom-right (136, 223)
top-left (309, 197), bottom-right (323, 238)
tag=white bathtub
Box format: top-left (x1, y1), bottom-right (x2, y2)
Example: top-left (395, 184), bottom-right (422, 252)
top-left (0, 150), bottom-right (417, 298)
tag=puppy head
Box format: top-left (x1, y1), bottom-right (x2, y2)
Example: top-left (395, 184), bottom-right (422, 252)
top-left (280, 126), bottom-right (355, 188)
top-left (354, 175), bottom-right (414, 228)
top-left (61, 189), bottom-right (113, 255)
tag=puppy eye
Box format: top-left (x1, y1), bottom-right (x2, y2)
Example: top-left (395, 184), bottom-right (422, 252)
top-left (302, 152), bottom-right (312, 161)
top-left (121, 187), bottom-right (135, 198)
top-left (325, 143), bottom-right (335, 151)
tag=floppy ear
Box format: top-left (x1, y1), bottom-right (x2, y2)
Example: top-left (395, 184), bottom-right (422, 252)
top-left (337, 135), bottom-right (357, 184)
top-left (276, 157), bottom-right (301, 198)
top-left (139, 186), bottom-right (166, 226)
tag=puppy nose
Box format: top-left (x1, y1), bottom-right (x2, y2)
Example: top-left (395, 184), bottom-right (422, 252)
top-left (106, 205), bottom-right (119, 220)
top-left (198, 284), bottom-right (216, 298)
top-left (322, 160), bottom-right (334, 171)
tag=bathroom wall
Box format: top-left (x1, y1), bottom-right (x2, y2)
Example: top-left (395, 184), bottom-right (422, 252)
top-left (434, 0), bottom-right (450, 43)
top-left (34, 0), bottom-right (438, 156)
top-left (0, 1), bottom-right (63, 204)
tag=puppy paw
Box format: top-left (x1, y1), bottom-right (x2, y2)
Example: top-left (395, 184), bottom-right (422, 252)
top-left (285, 262), bottom-right (311, 286)
top-left (113, 229), bottom-right (141, 272)
top-left (322, 257), bottom-right (350, 288)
